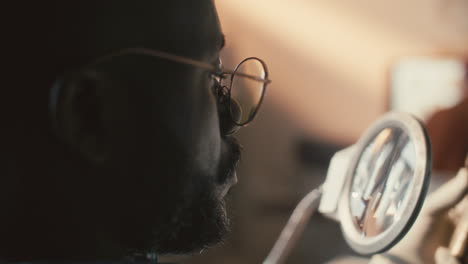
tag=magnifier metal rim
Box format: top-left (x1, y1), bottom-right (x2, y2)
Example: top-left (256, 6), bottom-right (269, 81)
top-left (340, 112), bottom-right (431, 255)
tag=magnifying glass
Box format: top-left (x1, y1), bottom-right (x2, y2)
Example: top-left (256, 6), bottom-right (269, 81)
top-left (264, 112), bottom-right (431, 263)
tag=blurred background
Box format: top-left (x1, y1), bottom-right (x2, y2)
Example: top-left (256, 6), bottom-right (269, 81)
top-left (168, 0), bottom-right (468, 263)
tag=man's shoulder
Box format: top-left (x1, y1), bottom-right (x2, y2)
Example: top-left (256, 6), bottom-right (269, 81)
top-left (0, 261), bottom-right (175, 264)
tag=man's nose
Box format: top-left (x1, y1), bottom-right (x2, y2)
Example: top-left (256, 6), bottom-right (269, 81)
top-left (220, 97), bottom-right (242, 135)
top-left (230, 98), bottom-right (242, 124)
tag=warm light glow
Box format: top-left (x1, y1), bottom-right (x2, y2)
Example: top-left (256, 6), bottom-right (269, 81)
top-left (216, 0), bottom-right (468, 143)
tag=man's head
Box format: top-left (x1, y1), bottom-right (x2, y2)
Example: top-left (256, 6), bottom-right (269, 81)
top-left (2, 0), bottom-right (245, 260)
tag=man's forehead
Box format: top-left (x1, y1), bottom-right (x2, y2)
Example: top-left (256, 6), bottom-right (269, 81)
top-left (157, 0), bottom-right (224, 56)
top-left (120, 0), bottom-right (224, 57)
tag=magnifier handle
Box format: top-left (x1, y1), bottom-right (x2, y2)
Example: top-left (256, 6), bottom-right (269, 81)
top-left (263, 186), bottom-right (322, 264)
top-left (448, 195), bottom-right (468, 262)
top-left (449, 156), bottom-right (468, 262)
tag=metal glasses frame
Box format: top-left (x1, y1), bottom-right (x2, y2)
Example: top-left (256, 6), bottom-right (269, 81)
top-left (221, 56), bottom-right (271, 126)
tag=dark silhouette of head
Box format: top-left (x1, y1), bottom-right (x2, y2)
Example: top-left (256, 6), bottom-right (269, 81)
top-left (1, 0), bottom-right (241, 261)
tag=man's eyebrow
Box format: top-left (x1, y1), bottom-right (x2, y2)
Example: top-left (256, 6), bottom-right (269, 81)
top-left (219, 34), bottom-right (226, 50)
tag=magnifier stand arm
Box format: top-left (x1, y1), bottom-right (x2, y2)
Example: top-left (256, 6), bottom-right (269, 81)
top-left (263, 186), bottom-right (322, 264)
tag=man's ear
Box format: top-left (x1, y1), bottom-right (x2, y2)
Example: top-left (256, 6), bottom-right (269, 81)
top-left (52, 70), bottom-right (111, 164)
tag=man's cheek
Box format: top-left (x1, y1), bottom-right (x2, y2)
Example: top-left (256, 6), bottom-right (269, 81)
top-left (193, 122), bottom-right (222, 177)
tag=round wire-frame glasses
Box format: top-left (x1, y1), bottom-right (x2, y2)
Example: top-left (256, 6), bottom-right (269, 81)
top-left (213, 56), bottom-right (271, 127)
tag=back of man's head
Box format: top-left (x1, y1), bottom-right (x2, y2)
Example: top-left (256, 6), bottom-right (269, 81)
top-left (1, 1), bottom-right (232, 261)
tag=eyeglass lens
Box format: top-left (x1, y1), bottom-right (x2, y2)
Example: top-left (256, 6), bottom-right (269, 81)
top-left (230, 58), bottom-right (266, 126)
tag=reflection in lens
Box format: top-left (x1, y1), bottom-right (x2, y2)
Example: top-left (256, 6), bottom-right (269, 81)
top-left (349, 127), bottom-right (416, 237)
top-left (230, 58), bottom-right (265, 125)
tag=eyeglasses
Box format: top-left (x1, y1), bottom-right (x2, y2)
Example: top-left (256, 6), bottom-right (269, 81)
top-left (93, 48), bottom-right (271, 129)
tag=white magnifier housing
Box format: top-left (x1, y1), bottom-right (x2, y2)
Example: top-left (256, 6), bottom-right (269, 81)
top-left (321, 112), bottom-right (431, 254)
top-left (264, 112), bottom-right (431, 263)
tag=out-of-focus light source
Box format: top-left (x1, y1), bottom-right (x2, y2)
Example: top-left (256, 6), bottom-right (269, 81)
top-left (216, 0), bottom-right (468, 144)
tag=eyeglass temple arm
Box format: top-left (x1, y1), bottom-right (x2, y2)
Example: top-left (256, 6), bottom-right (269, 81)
top-left (93, 48), bottom-right (272, 84)
top-left (92, 47), bottom-right (216, 70)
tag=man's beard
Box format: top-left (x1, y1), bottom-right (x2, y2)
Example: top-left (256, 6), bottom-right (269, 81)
top-left (153, 177), bottom-right (231, 254)
top-left (153, 141), bottom-right (240, 254)
top-left (151, 138), bottom-right (240, 254)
